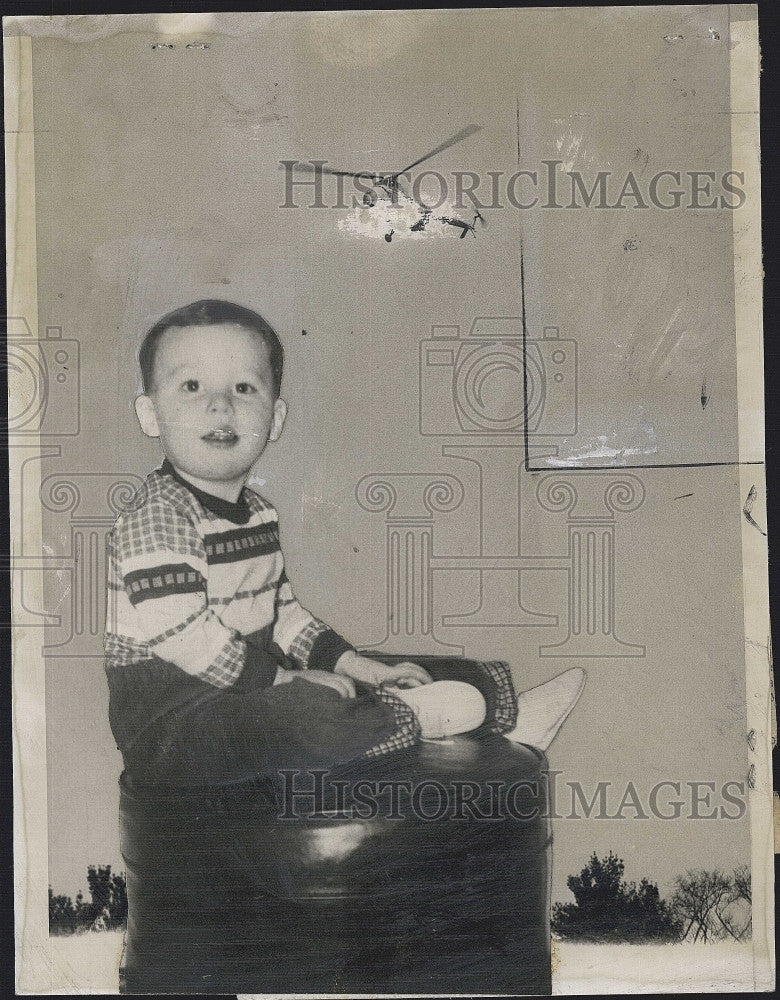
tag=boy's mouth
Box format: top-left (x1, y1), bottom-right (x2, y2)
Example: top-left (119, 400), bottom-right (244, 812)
top-left (202, 427), bottom-right (239, 445)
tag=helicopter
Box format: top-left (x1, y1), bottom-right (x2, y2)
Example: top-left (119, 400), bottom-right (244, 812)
top-left (407, 204), bottom-right (485, 240)
top-left (290, 124), bottom-right (487, 242)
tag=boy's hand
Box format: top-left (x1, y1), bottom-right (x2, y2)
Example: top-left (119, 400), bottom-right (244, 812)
top-left (333, 651), bottom-right (433, 689)
top-left (274, 667), bottom-right (357, 699)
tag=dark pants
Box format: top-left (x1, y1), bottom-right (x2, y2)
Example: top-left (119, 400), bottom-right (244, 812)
top-left (107, 649), bottom-right (517, 789)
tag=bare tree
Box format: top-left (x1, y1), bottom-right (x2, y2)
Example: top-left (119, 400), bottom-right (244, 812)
top-left (719, 865), bottom-right (752, 941)
top-left (733, 864), bottom-right (751, 905)
top-left (671, 869), bottom-right (732, 942)
top-left (671, 868), bottom-right (752, 943)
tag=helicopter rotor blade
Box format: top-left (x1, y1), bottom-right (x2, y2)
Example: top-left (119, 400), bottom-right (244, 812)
top-left (280, 162), bottom-right (382, 180)
top-left (392, 124), bottom-right (482, 177)
top-left (282, 126), bottom-right (482, 185)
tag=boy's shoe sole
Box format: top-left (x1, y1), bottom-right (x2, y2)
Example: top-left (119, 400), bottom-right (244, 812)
top-left (384, 680), bottom-right (487, 739)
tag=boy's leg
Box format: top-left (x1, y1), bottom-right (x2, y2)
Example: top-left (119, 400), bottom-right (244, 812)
top-left (364, 654), bottom-right (520, 735)
top-left (109, 653), bottom-right (409, 787)
top-left (363, 654), bottom-right (586, 751)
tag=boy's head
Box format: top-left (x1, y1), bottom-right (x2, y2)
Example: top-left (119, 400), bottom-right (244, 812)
top-left (134, 300), bottom-right (288, 500)
top-left (139, 299), bottom-right (284, 398)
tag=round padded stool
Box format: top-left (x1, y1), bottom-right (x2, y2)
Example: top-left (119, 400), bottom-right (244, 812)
top-left (119, 732), bottom-right (551, 995)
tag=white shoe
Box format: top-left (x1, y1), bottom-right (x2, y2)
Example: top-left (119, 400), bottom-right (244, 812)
top-left (505, 667), bottom-right (586, 751)
top-left (386, 680), bottom-right (487, 739)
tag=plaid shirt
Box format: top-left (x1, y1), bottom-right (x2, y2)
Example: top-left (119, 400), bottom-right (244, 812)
top-left (104, 461), bottom-right (354, 689)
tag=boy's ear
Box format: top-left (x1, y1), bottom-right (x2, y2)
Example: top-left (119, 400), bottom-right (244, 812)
top-left (134, 394), bottom-right (160, 439)
top-left (268, 397), bottom-right (287, 442)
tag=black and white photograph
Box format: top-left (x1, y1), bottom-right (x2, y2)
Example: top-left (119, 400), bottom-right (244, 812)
top-left (5, 5), bottom-right (774, 994)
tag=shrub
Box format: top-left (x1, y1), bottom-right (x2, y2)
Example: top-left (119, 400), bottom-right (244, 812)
top-left (49, 866), bottom-right (127, 934)
top-left (552, 851), bottom-right (681, 943)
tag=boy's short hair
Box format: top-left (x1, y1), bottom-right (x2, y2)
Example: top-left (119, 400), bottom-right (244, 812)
top-left (139, 299), bottom-right (284, 397)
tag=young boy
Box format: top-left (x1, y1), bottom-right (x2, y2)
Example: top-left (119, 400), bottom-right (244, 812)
top-left (105, 299), bottom-right (584, 787)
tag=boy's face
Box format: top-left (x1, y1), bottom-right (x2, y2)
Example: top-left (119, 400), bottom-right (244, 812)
top-left (134, 323), bottom-right (287, 501)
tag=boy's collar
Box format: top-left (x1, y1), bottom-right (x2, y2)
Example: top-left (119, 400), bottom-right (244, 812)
top-left (160, 459), bottom-right (251, 525)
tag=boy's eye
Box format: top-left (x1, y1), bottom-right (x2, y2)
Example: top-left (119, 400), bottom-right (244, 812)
top-left (183, 380), bottom-right (200, 392)
top-left (235, 382), bottom-right (256, 395)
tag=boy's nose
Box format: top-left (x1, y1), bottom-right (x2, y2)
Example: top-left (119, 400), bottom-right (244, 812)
top-left (207, 392), bottom-right (234, 413)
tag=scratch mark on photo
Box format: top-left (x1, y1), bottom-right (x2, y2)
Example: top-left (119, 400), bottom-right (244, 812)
top-left (743, 485), bottom-right (766, 536)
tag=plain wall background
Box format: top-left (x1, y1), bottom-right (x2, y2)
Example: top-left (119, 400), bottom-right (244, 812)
top-left (19, 6), bottom-right (750, 904)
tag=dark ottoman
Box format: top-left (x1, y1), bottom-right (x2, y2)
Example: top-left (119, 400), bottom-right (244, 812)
top-left (118, 657), bottom-right (552, 995)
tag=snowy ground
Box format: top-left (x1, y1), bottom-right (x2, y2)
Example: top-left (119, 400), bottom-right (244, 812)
top-left (550, 939), bottom-right (764, 994)
top-left (42, 931), bottom-right (765, 994)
